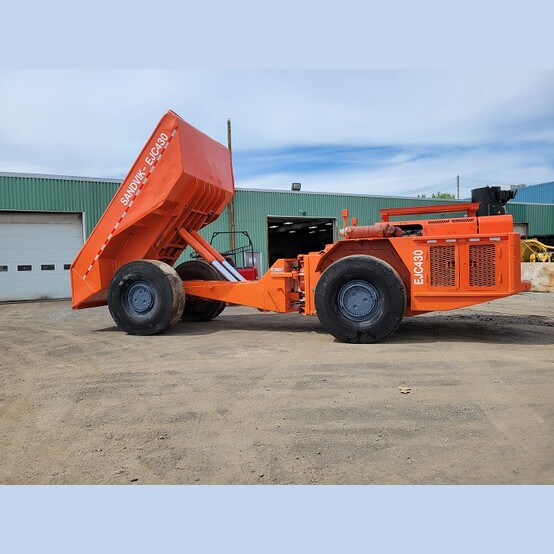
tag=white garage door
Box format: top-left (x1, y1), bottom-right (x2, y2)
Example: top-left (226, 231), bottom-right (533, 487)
top-left (0, 212), bottom-right (84, 301)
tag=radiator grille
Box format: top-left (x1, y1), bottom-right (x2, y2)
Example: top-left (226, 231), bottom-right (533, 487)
top-left (470, 244), bottom-right (496, 287)
top-left (430, 246), bottom-right (456, 287)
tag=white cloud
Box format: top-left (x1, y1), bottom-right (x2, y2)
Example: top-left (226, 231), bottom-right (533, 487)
top-left (0, 70), bottom-right (553, 192)
top-left (237, 145), bottom-right (554, 198)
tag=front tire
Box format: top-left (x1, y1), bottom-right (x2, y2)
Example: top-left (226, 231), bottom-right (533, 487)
top-left (315, 255), bottom-right (406, 343)
top-left (108, 260), bottom-right (185, 335)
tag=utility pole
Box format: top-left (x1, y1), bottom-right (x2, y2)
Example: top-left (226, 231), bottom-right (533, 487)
top-left (456, 175), bottom-right (460, 200)
top-left (227, 118), bottom-right (236, 251)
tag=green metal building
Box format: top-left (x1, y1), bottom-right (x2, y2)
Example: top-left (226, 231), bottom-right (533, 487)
top-left (1, 172), bottom-right (553, 300)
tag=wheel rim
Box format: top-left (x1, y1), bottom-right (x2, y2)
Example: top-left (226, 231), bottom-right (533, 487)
top-left (338, 279), bottom-right (379, 321)
top-left (126, 281), bottom-right (155, 314)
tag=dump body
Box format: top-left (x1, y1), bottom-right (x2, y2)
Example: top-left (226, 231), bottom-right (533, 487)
top-left (71, 111), bottom-right (234, 308)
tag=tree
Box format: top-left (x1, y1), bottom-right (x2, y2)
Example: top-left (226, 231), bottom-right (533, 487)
top-left (418, 192), bottom-right (456, 199)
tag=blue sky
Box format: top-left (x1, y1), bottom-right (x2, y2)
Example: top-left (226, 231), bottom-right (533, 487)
top-left (1, 70), bottom-right (553, 198)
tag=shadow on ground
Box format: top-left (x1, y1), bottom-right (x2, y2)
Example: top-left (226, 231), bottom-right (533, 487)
top-left (93, 310), bottom-right (554, 345)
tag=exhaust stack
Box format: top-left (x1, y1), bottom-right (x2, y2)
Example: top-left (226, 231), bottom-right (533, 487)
top-left (471, 186), bottom-right (516, 217)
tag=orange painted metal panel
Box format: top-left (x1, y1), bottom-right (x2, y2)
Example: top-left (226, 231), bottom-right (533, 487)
top-left (71, 111), bottom-right (234, 309)
top-left (314, 212), bottom-right (530, 317)
top-left (388, 229), bottom-right (530, 313)
top-left (182, 258), bottom-right (296, 313)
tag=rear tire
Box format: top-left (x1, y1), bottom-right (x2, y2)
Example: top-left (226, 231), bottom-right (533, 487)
top-left (108, 260), bottom-right (185, 335)
top-left (315, 255), bottom-right (406, 343)
top-left (175, 260), bottom-right (226, 322)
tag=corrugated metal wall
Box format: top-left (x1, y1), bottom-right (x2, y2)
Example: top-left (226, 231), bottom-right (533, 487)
top-left (2, 173), bottom-right (554, 274)
top-left (229, 190), bottom-right (466, 272)
top-left (506, 202), bottom-right (554, 236)
top-left (172, 189), bottom-right (554, 272)
top-left (0, 173), bottom-right (120, 236)
top-left (513, 182), bottom-right (554, 204)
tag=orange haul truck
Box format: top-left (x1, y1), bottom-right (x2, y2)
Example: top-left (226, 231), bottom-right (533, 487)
top-left (71, 111), bottom-right (530, 343)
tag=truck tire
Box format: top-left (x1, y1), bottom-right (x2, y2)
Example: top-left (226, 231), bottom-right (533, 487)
top-left (175, 260), bottom-right (226, 321)
top-left (315, 255), bottom-right (406, 344)
top-left (108, 260), bottom-right (185, 335)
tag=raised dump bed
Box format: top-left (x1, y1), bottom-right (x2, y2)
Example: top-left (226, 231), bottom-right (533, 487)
top-left (71, 111), bottom-right (234, 309)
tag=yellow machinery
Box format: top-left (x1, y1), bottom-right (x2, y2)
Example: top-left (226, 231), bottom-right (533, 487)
top-left (521, 239), bottom-right (554, 263)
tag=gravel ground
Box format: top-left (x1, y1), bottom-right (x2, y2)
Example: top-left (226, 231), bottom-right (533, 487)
top-left (0, 292), bottom-right (552, 484)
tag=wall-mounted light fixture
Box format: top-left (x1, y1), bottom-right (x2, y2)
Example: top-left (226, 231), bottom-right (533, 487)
top-left (291, 182), bottom-right (301, 191)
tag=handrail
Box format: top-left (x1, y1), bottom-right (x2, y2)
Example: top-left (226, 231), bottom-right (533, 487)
top-left (380, 202), bottom-right (480, 222)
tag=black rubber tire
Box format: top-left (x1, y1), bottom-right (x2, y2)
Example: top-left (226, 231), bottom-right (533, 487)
top-left (108, 260), bottom-right (185, 335)
top-left (314, 255), bottom-right (406, 344)
top-left (175, 260), bottom-right (226, 322)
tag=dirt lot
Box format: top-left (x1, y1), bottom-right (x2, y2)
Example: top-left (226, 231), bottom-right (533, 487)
top-left (1, 292), bottom-right (552, 484)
